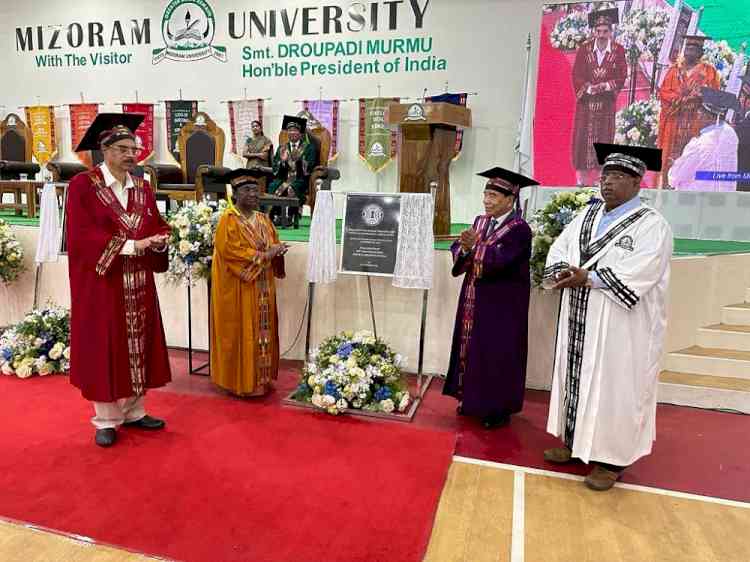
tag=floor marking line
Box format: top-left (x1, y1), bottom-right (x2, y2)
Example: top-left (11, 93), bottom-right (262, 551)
top-left (452, 456), bottom-right (750, 509)
top-left (510, 471), bottom-right (525, 562)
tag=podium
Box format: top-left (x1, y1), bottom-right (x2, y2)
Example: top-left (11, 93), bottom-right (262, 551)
top-left (386, 102), bottom-right (472, 237)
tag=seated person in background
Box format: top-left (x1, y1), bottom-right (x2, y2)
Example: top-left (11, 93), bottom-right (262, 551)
top-left (210, 168), bottom-right (288, 397)
top-left (669, 88), bottom-right (739, 192)
top-left (243, 120), bottom-right (273, 193)
top-left (268, 115), bottom-right (317, 228)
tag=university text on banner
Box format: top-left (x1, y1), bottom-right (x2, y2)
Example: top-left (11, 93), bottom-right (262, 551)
top-left (359, 98), bottom-right (399, 173)
top-left (165, 100), bottom-right (198, 163)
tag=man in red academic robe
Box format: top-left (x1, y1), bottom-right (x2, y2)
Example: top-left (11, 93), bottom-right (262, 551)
top-left (571, 8), bottom-right (628, 187)
top-left (66, 114), bottom-right (172, 447)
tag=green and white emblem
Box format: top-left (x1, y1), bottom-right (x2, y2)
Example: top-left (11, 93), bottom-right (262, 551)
top-left (152, 0), bottom-right (227, 64)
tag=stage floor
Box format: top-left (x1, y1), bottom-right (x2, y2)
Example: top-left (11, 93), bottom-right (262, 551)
top-left (1, 350), bottom-right (748, 562)
top-left (3, 210), bottom-right (750, 255)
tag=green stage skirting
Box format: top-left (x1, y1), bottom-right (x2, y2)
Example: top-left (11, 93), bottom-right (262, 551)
top-left (3, 210), bottom-right (750, 256)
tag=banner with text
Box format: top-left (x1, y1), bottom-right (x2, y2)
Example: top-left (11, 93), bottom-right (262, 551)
top-left (359, 97), bottom-right (399, 173)
top-left (165, 100), bottom-right (199, 163)
top-left (227, 99), bottom-right (264, 157)
top-left (122, 103), bottom-right (154, 165)
top-left (69, 103), bottom-right (99, 167)
top-left (302, 99), bottom-right (341, 161)
top-left (24, 106), bottom-right (57, 165)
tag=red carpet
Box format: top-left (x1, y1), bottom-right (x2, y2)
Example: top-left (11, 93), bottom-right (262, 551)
top-left (0, 374), bottom-right (455, 562)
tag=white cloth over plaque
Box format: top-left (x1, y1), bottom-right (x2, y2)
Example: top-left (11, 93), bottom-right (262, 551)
top-left (306, 190), bottom-right (338, 284)
top-left (393, 193), bottom-right (434, 289)
top-left (35, 183), bottom-right (60, 264)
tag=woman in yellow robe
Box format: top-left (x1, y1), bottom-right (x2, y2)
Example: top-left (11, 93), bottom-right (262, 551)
top-left (210, 170), bottom-right (288, 396)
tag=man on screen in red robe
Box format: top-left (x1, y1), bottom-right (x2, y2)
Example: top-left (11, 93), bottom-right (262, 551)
top-left (571, 8), bottom-right (628, 187)
top-left (67, 114), bottom-right (172, 447)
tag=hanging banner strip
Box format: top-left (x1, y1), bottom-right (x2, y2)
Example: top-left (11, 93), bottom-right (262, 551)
top-left (165, 100), bottom-right (198, 163)
top-left (302, 99), bottom-right (340, 161)
top-left (69, 103), bottom-right (99, 167)
top-left (24, 106), bottom-right (57, 166)
top-left (358, 97), bottom-right (399, 173)
top-left (227, 99), bottom-right (264, 156)
top-left (122, 103), bottom-right (155, 164)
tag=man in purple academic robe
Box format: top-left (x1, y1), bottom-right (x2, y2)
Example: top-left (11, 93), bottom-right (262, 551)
top-left (443, 167), bottom-right (537, 428)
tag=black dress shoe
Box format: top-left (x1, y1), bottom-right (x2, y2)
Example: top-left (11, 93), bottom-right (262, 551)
top-left (95, 428), bottom-right (116, 447)
top-left (123, 415), bottom-right (165, 430)
top-left (482, 414), bottom-right (510, 429)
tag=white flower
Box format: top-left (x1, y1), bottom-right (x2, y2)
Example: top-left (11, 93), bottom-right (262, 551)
top-left (380, 399), bottom-right (395, 413)
top-left (336, 398), bottom-right (348, 411)
top-left (49, 342), bottom-right (65, 360)
top-left (345, 357), bottom-right (357, 369)
top-left (1, 362), bottom-right (14, 375)
top-left (33, 338), bottom-right (44, 347)
top-left (352, 399), bottom-right (362, 408)
top-left (63, 347), bottom-right (71, 360)
top-left (178, 240), bottom-right (193, 257)
top-left (15, 358), bottom-right (34, 378)
top-left (34, 355), bottom-right (47, 370)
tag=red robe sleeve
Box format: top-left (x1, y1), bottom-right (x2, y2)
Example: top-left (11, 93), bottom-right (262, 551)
top-left (65, 173), bottom-right (128, 277)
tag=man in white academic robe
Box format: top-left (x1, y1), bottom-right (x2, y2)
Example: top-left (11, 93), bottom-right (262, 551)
top-left (668, 88), bottom-right (741, 192)
top-left (542, 143), bottom-right (673, 491)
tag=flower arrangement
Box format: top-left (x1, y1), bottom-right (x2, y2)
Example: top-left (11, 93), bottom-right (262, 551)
top-left (1, 305), bottom-right (70, 378)
top-left (703, 40), bottom-right (737, 88)
top-left (614, 96), bottom-right (661, 147)
top-left (619, 7), bottom-right (670, 61)
top-left (166, 200), bottom-right (226, 285)
top-left (292, 330), bottom-right (412, 416)
top-left (530, 189), bottom-right (598, 286)
top-left (0, 219), bottom-right (26, 285)
top-left (550, 10), bottom-right (589, 51)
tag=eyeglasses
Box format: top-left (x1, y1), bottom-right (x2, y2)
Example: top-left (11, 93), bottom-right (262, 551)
top-left (109, 145), bottom-right (140, 156)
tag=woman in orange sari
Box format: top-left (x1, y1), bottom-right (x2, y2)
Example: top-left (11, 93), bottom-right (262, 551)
top-left (210, 169), bottom-right (288, 396)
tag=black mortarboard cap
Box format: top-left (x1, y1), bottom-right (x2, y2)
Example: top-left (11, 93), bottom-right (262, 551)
top-left (477, 167), bottom-right (539, 196)
top-left (701, 87), bottom-right (740, 114)
top-left (218, 167), bottom-right (271, 189)
top-left (683, 34), bottom-right (711, 44)
top-left (594, 143), bottom-right (662, 176)
top-left (74, 113), bottom-right (144, 152)
top-left (588, 8), bottom-right (619, 28)
top-left (282, 114), bottom-right (307, 135)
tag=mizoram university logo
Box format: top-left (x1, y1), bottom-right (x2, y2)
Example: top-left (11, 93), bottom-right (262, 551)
top-left (153, 0), bottom-right (227, 64)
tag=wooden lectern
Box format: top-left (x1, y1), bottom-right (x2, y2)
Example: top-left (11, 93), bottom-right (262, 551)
top-left (387, 102), bottom-right (472, 237)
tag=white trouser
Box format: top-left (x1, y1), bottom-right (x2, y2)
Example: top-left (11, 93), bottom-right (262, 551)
top-left (91, 395), bottom-right (146, 429)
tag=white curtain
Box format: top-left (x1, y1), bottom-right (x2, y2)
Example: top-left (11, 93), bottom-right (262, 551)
top-left (35, 183), bottom-right (59, 264)
top-left (306, 190), bottom-right (338, 284)
top-left (393, 193), bottom-right (434, 289)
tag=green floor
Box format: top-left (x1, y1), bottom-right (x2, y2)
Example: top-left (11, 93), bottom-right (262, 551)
top-left (3, 210), bottom-right (749, 256)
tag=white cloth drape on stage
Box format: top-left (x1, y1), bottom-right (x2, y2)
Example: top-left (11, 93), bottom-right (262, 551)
top-left (35, 183), bottom-right (60, 264)
top-left (393, 193), bottom-right (434, 289)
top-left (306, 190), bottom-right (338, 284)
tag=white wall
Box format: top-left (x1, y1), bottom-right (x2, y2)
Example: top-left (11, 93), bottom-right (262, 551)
top-left (0, 0), bottom-right (548, 223)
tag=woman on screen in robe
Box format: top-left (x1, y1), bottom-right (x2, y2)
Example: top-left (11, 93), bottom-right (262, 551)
top-left (210, 169), bottom-right (288, 397)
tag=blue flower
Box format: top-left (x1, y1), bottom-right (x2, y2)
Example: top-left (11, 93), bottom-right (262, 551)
top-left (553, 208), bottom-right (574, 226)
top-left (323, 380), bottom-right (341, 400)
top-left (1, 348), bottom-right (11, 361)
top-left (336, 342), bottom-right (354, 358)
top-left (373, 386), bottom-right (392, 401)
